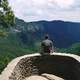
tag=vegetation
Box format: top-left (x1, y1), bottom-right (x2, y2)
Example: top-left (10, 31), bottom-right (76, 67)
top-left (0, 0), bottom-right (15, 27)
top-left (0, 42), bottom-right (38, 74)
top-left (0, 0), bottom-right (15, 37)
top-left (57, 43), bottom-right (80, 55)
top-left (0, 29), bottom-right (40, 74)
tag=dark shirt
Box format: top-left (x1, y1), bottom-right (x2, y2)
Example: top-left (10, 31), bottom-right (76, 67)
top-left (41, 39), bottom-right (53, 54)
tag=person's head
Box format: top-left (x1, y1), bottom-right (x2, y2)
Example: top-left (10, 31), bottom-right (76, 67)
top-left (44, 34), bottom-right (49, 39)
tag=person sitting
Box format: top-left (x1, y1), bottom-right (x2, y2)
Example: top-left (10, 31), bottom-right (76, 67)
top-left (41, 34), bottom-right (54, 55)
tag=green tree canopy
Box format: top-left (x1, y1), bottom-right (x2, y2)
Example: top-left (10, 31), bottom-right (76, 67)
top-left (69, 43), bottom-right (80, 55)
top-left (0, 0), bottom-right (15, 28)
top-left (0, 0), bottom-right (15, 37)
top-left (57, 43), bottom-right (80, 56)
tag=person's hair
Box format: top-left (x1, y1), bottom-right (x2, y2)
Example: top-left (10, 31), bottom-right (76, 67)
top-left (45, 34), bottom-right (49, 39)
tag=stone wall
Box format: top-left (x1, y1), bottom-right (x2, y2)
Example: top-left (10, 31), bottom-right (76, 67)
top-left (0, 53), bottom-right (80, 80)
top-left (9, 54), bottom-right (80, 80)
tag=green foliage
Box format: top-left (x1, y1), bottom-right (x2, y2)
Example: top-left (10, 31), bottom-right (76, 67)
top-left (0, 29), bottom-right (8, 37)
top-left (0, 0), bottom-right (15, 71)
top-left (68, 43), bottom-right (80, 55)
top-left (57, 43), bottom-right (80, 55)
top-left (0, 34), bottom-right (39, 74)
top-left (0, 0), bottom-right (15, 28)
top-left (56, 48), bottom-right (67, 53)
top-left (1, 0), bottom-right (9, 11)
top-left (0, 0), bottom-right (15, 37)
top-left (0, 44), bottom-right (37, 74)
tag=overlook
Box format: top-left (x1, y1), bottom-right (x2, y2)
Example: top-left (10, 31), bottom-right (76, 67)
top-left (0, 0), bottom-right (80, 80)
top-left (0, 53), bottom-right (80, 80)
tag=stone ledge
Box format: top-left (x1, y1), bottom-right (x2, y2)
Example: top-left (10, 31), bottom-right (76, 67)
top-left (0, 53), bottom-right (80, 80)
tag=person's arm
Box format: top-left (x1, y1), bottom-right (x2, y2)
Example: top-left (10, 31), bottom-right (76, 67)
top-left (50, 41), bottom-right (54, 53)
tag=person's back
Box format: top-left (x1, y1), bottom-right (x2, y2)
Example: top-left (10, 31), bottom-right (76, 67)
top-left (41, 35), bottom-right (54, 55)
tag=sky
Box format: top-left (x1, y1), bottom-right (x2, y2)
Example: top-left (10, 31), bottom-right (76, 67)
top-left (8, 0), bottom-right (80, 22)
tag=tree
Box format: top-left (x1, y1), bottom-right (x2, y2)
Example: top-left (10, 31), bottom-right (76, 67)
top-left (0, 0), bottom-right (15, 28)
top-left (68, 43), bottom-right (80, 55)
top-left (57, 43), bottom-right (80, 56)
top-left (0, 0), bottom-right (15, 37)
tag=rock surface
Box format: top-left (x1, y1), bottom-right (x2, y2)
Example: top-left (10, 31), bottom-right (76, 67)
top-left (24, 75), bottom-right (48, 80)
top-left (23, 73), bottom-right (64, 80)
top-left (0, 53), bottom-right (80, 80)
top-left (41, 73), bottom-right (64, 80)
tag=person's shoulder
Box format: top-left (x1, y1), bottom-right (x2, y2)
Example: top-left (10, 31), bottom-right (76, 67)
top-left (48, 39), bottom-right (53, 44)
top-left (42, 39), bottom-right (52, 43)
top-left (48, 39), bottom-right (52, 42)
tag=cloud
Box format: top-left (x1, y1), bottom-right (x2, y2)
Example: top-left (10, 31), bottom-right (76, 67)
top-left (54, 0), bottom-right (74, 8)
top-left (8, 0), bottom-right (80, 22)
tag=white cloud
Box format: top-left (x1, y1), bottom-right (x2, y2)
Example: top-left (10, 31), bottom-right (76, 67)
top-left (8, 0), bottom-right (80, 22)
top-left (54, 0), bottom-right (74, 8)
top-left (49, 11), bottom-right (80, 22)
top-left (32, 0), bottom-right (47, 6)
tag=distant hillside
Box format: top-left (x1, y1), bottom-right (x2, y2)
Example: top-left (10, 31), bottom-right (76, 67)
top-left (14, 18), bottom-right (80, 48)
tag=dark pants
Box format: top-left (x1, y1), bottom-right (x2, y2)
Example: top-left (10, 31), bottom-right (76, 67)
top-left (40, 48), bottom-right (51, 56)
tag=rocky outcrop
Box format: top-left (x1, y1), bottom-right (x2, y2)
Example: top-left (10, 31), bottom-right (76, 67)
top-left (0, 53), bottom-right (80, 80)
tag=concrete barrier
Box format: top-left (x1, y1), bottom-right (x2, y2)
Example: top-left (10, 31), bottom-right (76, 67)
top-left (0, 53), bottom-right (80, 80)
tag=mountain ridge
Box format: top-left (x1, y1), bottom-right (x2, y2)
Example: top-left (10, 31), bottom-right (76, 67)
top-left (14, 18), bottom-right (80, 48)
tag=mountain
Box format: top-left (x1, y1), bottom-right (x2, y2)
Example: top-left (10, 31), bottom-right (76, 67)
top-left (0, 18), bottom-right (80, 54)
top-left (14, 18), bottom-right (80, 48)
